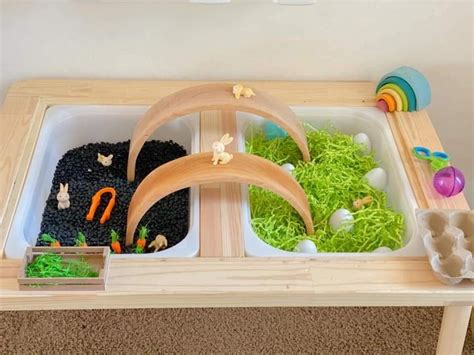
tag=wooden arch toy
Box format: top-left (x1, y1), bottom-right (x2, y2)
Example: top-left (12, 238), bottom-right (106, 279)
top-left (125, 152), bottom-right (314, 246)
top-left (126, 83), bottom-right (311, 181)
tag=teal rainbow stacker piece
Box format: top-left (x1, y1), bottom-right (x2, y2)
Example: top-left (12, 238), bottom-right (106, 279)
top-left (376, 76), bottom-right (417, 112)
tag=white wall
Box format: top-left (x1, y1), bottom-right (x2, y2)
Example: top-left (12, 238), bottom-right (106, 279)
top-left (1, 1), bottom-right (472, 205)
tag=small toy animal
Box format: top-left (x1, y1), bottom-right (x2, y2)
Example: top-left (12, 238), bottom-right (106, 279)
top-left (57, 183), bottom-right (70, 210)
top-left (212, 133), bottom-right (234, 165)
top-left (97, 153), bottom-right (113, 167)
top-left (233, 84), bottom-right (255, 99)
top-left (353, 196), bottom-right (373, 210)
top-left (148, 234), bottom-right (168, 252)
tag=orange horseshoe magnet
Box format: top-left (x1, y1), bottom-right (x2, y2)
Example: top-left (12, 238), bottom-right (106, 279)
top-left (86, 187), bottom-right (116, 224)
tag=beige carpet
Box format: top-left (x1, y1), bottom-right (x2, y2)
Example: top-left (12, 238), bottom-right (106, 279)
top-left (1, 307), bottom-right (472, 354)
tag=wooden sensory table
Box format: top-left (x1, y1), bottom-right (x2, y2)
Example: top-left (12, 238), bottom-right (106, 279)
top-left (0, 80), bottom-right (472, 354)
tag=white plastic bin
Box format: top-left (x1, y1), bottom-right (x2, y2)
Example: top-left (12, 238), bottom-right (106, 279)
top-left (5, 105), bottom-right (200, 259)
top-left (238, 107), bottom-right (424, 257)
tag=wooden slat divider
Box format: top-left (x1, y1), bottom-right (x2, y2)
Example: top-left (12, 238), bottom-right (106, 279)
top-left (200, 110), bottom-right (244, 257)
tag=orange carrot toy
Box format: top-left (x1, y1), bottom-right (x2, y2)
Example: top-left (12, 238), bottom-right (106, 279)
top-left (136, 226), bottom-right (149, 249)
top-left (74, 232), bottom-right (88, 247)
top-left (40, 233), bottom-right (61, 247)
top-left (110, 230), bottom-right (122, 254)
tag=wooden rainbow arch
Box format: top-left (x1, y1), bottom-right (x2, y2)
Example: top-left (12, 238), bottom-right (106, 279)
top-left (127, 83), bottom-right (310, 181)
top-left (125, 152), bottom-right (314, 246)
top-left (375, 66), bottom-right (431, 112)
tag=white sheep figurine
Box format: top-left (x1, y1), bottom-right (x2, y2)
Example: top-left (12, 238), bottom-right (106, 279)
top-left (212, 134), bottom-right (234, 165)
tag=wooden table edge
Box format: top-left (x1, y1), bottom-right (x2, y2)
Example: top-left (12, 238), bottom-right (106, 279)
top-left (0, 80), bottom-right (472, 309)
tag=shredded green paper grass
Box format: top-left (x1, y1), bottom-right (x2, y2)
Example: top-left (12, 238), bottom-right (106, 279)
top-left (246, 125), bottom-right (405, 253)
top-left (26, 253), bottom-right (99, 278)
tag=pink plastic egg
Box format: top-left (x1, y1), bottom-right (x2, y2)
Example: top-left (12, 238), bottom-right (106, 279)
top-left (433, 166), bottom-right (465, 197)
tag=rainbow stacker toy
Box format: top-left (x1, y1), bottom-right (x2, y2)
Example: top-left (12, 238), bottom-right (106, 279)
top-left (375, 66), bottom-right (431, 112)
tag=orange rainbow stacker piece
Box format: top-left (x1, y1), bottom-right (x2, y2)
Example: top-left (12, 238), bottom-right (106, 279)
top-left (378, 83), bottom-right (408, 111)
top-left (377, 93), bottom-right (396, 112)
top-left (86, 187), bottom-right (116, 224)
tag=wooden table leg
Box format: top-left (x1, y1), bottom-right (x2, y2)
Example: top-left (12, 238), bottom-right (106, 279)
top-left (436, 305), bottom-right (472, 355)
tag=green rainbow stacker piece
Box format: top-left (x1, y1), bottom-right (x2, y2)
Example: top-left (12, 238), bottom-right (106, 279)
top-left (375, 66), bottom-right (431, 113)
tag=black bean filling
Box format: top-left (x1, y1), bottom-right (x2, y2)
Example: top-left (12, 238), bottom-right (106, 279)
top-left (38, 140), bottom-right (189, 254)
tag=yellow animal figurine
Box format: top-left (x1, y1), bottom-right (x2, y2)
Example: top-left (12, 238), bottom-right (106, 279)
top-left (148, 234), bottom-right (168, 252)
top-left (233, 84), bottom-right (255, 99)
top-left (353, 196), bottom-right (373, 210)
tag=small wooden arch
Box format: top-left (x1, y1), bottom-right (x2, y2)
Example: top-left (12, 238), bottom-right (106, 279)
top-left (127, 83), bottom-right (310, 181)
top-left (125, 152), bottom-right (314, 246)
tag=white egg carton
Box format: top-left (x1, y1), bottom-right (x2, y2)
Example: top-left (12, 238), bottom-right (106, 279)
top-left (417, 209), bottom-right (474, 285)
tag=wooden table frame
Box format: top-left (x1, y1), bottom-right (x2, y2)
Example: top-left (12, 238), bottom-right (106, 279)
top-left (0, 80), bottom-right (472, 354)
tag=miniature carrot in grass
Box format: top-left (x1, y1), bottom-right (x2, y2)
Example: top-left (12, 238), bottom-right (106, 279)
top-left (110, 230), bottom-right (121, 254)
top-left (136, 225), bottom-right (149, 249)
top-left (74, 232), bottom-right (87, 247)
top-left (40, 233), bottom-right (60, 247)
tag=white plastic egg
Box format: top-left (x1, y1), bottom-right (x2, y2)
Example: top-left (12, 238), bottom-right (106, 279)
top-left (353, 133), bottom-right (371, 155)
top-left (363, 167), bottom-right (387, 191)
top-left (372, 246), bottom-right (392, 253)
top-left (294, 240), bottom-right (318, 254)
top-left (281, 163), bottom-right (295, 175)
top-left (329, 208), bottom-right (354, 232)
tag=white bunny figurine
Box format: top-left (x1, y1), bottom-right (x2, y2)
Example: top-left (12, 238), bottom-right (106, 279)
top-left (57, 183), bottom-right (70, 210)
top-left (212, 133), bottom-right (234, 165)
top-left (97, 153), bottom-right (113, 167)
